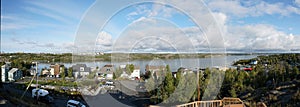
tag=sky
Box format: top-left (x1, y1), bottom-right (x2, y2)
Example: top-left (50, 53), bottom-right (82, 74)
top-left (1, 0), bottom-right (300, 53)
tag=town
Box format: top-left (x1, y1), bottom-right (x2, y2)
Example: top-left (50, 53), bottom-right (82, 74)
top-left (1, 53), bottom-right (299, 106)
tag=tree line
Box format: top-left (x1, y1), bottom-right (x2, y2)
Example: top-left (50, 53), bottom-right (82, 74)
top-left (144, 54), bottom-right (300, 106)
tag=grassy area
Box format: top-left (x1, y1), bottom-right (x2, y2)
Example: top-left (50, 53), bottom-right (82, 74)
top-left (26, 80), bottom-right (77, 87)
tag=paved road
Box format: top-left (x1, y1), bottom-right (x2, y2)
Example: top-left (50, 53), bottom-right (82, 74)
top-left (0, 80), bottom-right (150, 107)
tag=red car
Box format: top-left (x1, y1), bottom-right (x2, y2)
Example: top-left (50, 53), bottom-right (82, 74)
top-left (244, 67), bottom-right (253, 71)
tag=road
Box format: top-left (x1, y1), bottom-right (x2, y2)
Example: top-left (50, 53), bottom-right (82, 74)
top-left (0, 80), bottom-right (150, 107)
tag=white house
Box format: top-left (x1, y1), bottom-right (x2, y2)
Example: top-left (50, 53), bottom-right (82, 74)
top-left (99, 65), bottom-right (114, 79)
top-left (72, 64), bottom-right (91, 79)
top-left (8, 68), bottom-right (22, 81)
top-left (41, 69), bottom-right (50, 76)
top-left (1, 62), bottom-right (11, 82)
top-left (49, 67), bottom-right (55, 77)
top-left (1, 65), bottom-right (9, 82)
top-left (106, 74), bottom-right (113, 80)
top-left (130, 67), bottom-right (140, 80)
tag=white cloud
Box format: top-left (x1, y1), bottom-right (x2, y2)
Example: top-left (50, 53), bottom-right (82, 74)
top-left (96, 31), bottom-right (113, 46)
top-left (111, 11), bottom-right (300, 52)
top-left (26, 0), bottom-right (85, 20)
top-left (82, 0), bottom-right (300, 53)
top-left (207, 0), bottom-right (300, 17)
top-left (126, 3), bottom-right (178, 21)
top-left (296, 0), bottom-right (300, 7)
top-left (23, 7), bottom-right (72, 24)
top-left (225, 24), bottom-right (298, 51)
top-left (1, 14), bottom-right (36, 30)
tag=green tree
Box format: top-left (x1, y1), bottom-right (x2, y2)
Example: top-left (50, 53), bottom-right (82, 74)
top-left (68, 67), bottom-right (73, 78)
top-left (114, 67), bottom-right (123, 79)
top-left (113, 73), bottom-right (116, 79)
top-left (175, 69), bottom-right (182, 86)
top-left (129, 64), bottom-right (134, 73)
top-left (230, 86), bottom-right (237, 97)
top-left (60, 66), bottom-right (65, 85)
top-left (292, 66), bottom-right (299, 80)
top-left (162, 65), bottom-right (175, 103)
top-left (145, 75), bottom-right (155, 93)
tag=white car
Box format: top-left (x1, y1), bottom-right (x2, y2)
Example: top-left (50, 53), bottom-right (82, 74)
top-left (67, 100), bottom-right (86, 107)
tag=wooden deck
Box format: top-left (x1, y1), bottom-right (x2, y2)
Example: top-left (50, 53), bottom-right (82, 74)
top-left (150, 97), bottom-right (248, 107)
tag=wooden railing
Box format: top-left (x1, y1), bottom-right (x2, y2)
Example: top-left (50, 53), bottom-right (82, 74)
top-left (176, 100), bottom-right (222, 107)
top-left (150, 97), bottom-right (247, 107)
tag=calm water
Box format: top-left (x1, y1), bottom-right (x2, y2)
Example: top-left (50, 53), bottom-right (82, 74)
top-left (38, 55), bottom-right (257, 72)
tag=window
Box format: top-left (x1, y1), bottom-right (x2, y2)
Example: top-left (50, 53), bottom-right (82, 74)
top-left (80, 67), bottom-right (84, 71)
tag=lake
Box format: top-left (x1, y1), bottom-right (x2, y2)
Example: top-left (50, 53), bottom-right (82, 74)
top-left (37, 55), bottom-right (257, 73)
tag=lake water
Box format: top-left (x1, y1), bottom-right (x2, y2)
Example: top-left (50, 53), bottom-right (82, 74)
top-left (38, 55), bottom-right (257, 73)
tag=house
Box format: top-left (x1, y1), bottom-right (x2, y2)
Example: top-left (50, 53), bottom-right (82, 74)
top-left (145, 65), bottom-right (166, 79)
top-left (49, 64), bottom-right (65, 77)
top-left (98, 64), bottom-right (114, 79)
top-left (212, 66), bottom-right (229, 71)
top-left (101, 64), bottom-right (114, 72)
top-left (120, 71), bottom-right (130, 78)
top-left (49, 66), bottom-right (55, 76)
top-left (72, 64), bottom-right (91, 79)
top-left (250, 60), bottom-right (258, 65)
top-left (177, 67), bottom-right (194, 76)
top-left (145, 65), bottom-right (165, 72)
top-left (8, 68), bottom-right (22, 81)
top-left (1, 62), bottom-right (11, 82)
top-left (30, 68), bottom-right (36, 76)
top-left (119, 65), bottom-right (126, 69)
top-left (41, 69), bottom-right (50, 76)
top-left (129, 65), bottom-right (140, 80)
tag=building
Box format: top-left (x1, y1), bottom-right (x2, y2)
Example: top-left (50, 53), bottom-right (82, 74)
top-left (49, 64), bottom-right (65, 77)
top-left (8, 68), bottom-right (22, 81)
top-left (72, 64), bottom-right (91, 79)
top-left (129, 65), bottom-right (140, 80)
top-left (145, 65), bottom-right (166, 79)
top-left (1, 62), bottom-right (11, 82)
top-left (250, 60), bottom-right (258, 65)
top-left (101, 64), bottom-right (114, 72)
top-left (145, 65), bottom-right (165, 72)
top-left (98, 64), bottom-right (114, 79)
top-left (54, 64), bottom-right (60, 77)
top-left (41, 69), bottom-right (50, 76)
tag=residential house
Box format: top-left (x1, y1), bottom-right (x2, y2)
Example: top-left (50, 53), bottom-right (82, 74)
top-left (145, 65), bottom-right (165, 72)
top-left (8, 68), bottom-right (22, 81)
top-left (72, 64), bottom-right (91, 79)
top-left (177, 67), bottom-right (194, 76)
top-left (250, 60), bottom-right (258, 65)
top-left (30, 68), bottom-right (36, 76)
top-left (99, 64), bottom-right (114, 79)
top-left (129, 65), bottom-right (140, 80)
top-left (50, 64), bottom-right (65, 77)
top-left (41, 69), bottom-right (50, 76)
top-left (1, 62), bottom-right (11, 82)
top-left (145, 65), bottom-right (166, 79)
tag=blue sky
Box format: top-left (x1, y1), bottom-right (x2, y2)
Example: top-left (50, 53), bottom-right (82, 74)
top-left (1, 0), bottom-right (300, 53)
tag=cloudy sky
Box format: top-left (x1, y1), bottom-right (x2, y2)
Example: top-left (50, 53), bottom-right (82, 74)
top-left (1, 0), bottom-right (300, 53)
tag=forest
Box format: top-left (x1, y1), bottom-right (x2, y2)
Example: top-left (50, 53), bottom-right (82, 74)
top-left (144, 54), bottom-right (300, 106)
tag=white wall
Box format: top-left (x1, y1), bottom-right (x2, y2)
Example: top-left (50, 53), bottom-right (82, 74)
top-left (130, 69), bottom-right (140, 79)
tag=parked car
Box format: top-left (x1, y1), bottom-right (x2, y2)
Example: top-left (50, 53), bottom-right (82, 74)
top-left (32, 88), bottom-right (53, 103)
top-left (67, 100), bottom-right (86, 107)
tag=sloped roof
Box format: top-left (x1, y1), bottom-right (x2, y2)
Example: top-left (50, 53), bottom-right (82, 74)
top-left (8, 68), bottom-right (19, 73)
